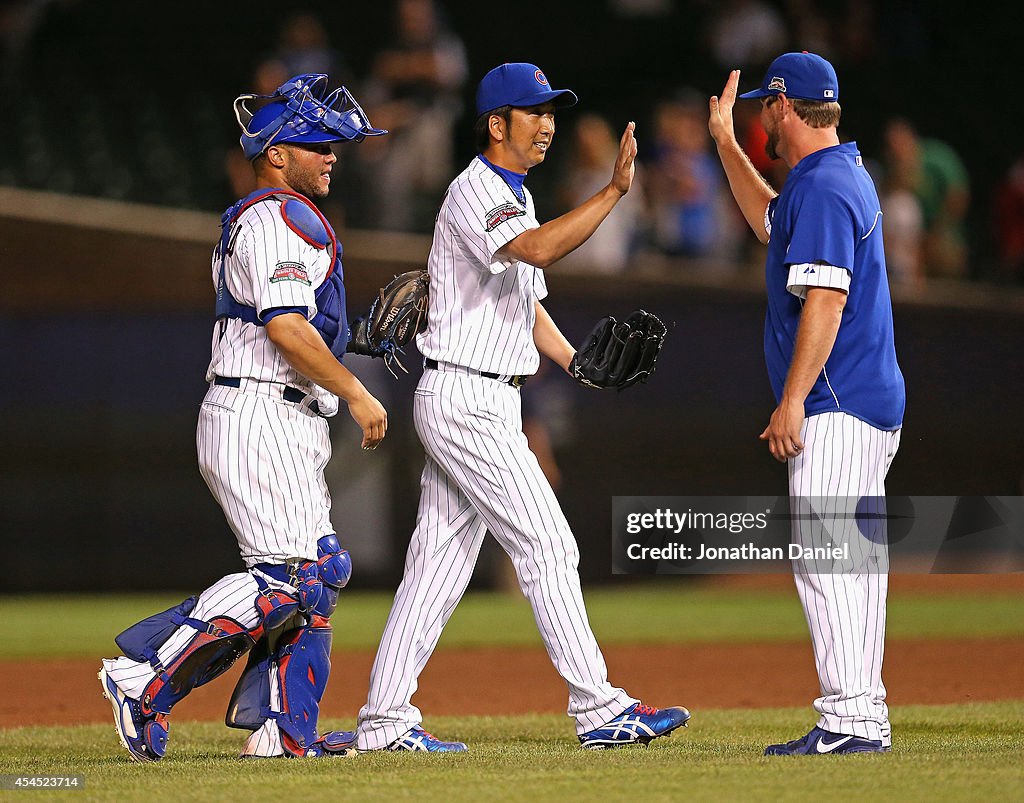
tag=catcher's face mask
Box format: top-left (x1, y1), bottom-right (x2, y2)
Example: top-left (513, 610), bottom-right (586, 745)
top-left (235, 73), bottom-right (387, 160)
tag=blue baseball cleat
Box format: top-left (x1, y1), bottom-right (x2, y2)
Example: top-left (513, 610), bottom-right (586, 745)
top-left (388, 726), bottom-right (468, 752)
top-left (578, 702), bottom-right (691, 749)
top-left (98, 666), bottom-right (169, 762)
top-left (300, 730), bottom-right (359, 758)
top-left (764, 726), bottom-right (886, 755)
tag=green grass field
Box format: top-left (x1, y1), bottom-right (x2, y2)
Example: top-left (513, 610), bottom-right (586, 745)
top-left (1, 705), bottom-right (1021, 802)
top-left (1, 584), bottom-right (1021, 801)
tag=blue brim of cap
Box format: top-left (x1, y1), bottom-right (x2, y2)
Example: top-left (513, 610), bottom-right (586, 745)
top-left (738, 88), bottom-right (772, 99)
top-left (530, 88), bottom-right (578, 107)
top-left (480, 88), bottom-right (578, 115)
top-left (282, 127), bottom-right (387, 145)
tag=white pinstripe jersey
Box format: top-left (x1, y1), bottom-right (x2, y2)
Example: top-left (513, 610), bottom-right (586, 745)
top-left (205, 198), bottom-right (339, 413)
top-left (416, 156), bottom-right (548, 376)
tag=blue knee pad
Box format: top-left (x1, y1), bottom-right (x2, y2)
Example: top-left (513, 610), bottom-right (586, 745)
top-left (297, 535), bottom-right (351, 618)
top-left (316, 534), bottom-right (352, 588)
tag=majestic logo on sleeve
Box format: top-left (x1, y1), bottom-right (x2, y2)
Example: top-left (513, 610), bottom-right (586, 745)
top-left (270, 261), bottom-right (311, 285)
top-left (485, 202), bottom-right (525, 232)
top-left (768, 76), bottom-right (786, 92)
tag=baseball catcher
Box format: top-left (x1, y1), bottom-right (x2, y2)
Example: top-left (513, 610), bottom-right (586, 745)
top-left (348, 269), bottom-right (429, 377)
top-left (99, 71), bottom-right (387, 762)
top-left (569, 309), bottom-right (668, 390)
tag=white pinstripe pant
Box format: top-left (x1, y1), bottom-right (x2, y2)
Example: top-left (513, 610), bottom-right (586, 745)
top-left (196, 383), bottom-right (333, 567)
top-left (789, 412), bottom-right (901, 745)
top-left (355, 368), bottom-right (635, 749)
top-left (101, 383), bottom-right (335, 757)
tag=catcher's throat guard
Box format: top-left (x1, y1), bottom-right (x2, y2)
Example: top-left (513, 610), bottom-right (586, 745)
top-left (235, 73), bottom-right (387, 160)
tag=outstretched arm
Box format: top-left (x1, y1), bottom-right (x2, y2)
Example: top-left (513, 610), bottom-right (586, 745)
top-left (499, 122), bottom-right (637, 268)
top-left (708, 70), bottom-right (777, 244)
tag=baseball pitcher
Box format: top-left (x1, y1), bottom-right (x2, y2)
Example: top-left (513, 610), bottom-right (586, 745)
top-left (352, 62), bottom-right (687, 753)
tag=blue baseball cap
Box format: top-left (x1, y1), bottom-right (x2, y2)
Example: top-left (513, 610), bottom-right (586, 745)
top-left (475, 62), bottom-right (578, 116)
top-left (738, 52), bottom-right (839, 102)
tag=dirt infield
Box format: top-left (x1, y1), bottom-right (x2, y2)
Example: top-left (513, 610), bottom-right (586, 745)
top-left (6, 576), bottom-right (1022, 730)
top-left (3, 636), bottom-right (1022, 729)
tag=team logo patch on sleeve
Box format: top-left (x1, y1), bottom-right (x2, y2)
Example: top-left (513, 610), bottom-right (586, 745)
top-left (270, 262), bottom-right (311, 285)
top-left (485, 202), bottom-right (525, 232)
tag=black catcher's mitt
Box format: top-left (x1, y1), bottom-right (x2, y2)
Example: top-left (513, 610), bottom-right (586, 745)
top-left (348, 269), bottom-right (429, 377)
top-left (569, 309), bottom-right (668, 390)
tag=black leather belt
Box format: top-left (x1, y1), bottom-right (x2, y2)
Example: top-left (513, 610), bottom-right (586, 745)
top-left (214, 376), bottom-right (320, 412)
top-left (253, 561), bottom-right (305, 586)
top-left (424, 358), bottom-right (527, 387)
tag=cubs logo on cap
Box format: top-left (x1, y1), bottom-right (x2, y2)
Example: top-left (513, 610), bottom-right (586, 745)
top-left (739, 52), bottom-right (839, 102)
top-left (476, 62), bottom-right (578, 116)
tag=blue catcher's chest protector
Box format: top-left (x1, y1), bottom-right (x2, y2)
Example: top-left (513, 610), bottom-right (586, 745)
top-left (215, 189), bottom-right (350, 359)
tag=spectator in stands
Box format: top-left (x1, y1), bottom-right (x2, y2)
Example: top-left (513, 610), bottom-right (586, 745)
top-left (274, 10), bottom-right (353, 85)
top-left (993, 150), bottom-right (1024, 285)
top-left (878, 129), bottom-right (924, 287)
top-left (354, 0), bottom-right (468, 233)
top-left (704, 0), bottom-right (787, 72)
top-left (782, 0), bottom-right (835, 60)
top-left (0, 0), bottom-right (66, 83)
top-left (557, 113), bottom-right (645, 273)
top-left (883, 117), bottom-right (970, 280)
top-left (223, 59), bottom-right (290, 201)
top-left (646, 89), bottom-right (739, 264)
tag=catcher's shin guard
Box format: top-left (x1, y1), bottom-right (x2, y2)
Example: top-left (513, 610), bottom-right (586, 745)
top-left (116, 595), bottom-right (264, 717)
top-left (226, 616), bottom-right (335, 756)
top-left (227, 535), bottom-right (350, 757)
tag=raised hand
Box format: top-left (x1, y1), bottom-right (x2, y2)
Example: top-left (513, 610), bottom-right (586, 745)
top-left (708, 70), bottom-right (741, 146)
top-left (610, 121), bottom-right (637, 196)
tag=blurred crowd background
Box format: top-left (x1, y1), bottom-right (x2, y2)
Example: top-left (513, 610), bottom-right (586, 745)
top-left (0, 0), bottom-right (1020, 287)
top-left (2, 1), bottom-right (1021, 591)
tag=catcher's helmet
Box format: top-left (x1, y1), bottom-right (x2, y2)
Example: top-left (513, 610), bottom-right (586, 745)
top-left (234, 73), bottom-right (387, 160)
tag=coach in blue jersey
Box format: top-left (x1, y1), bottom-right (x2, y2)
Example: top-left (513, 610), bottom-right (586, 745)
top-left (709, 53), bottom-right (906, 755)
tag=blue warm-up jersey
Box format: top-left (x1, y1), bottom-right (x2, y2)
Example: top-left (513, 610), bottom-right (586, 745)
top-left (764, 142), bottom-right (905, 431)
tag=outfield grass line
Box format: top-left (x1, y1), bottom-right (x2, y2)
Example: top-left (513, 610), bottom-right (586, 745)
top-left (3, 588), bottom-right (1022, 658)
